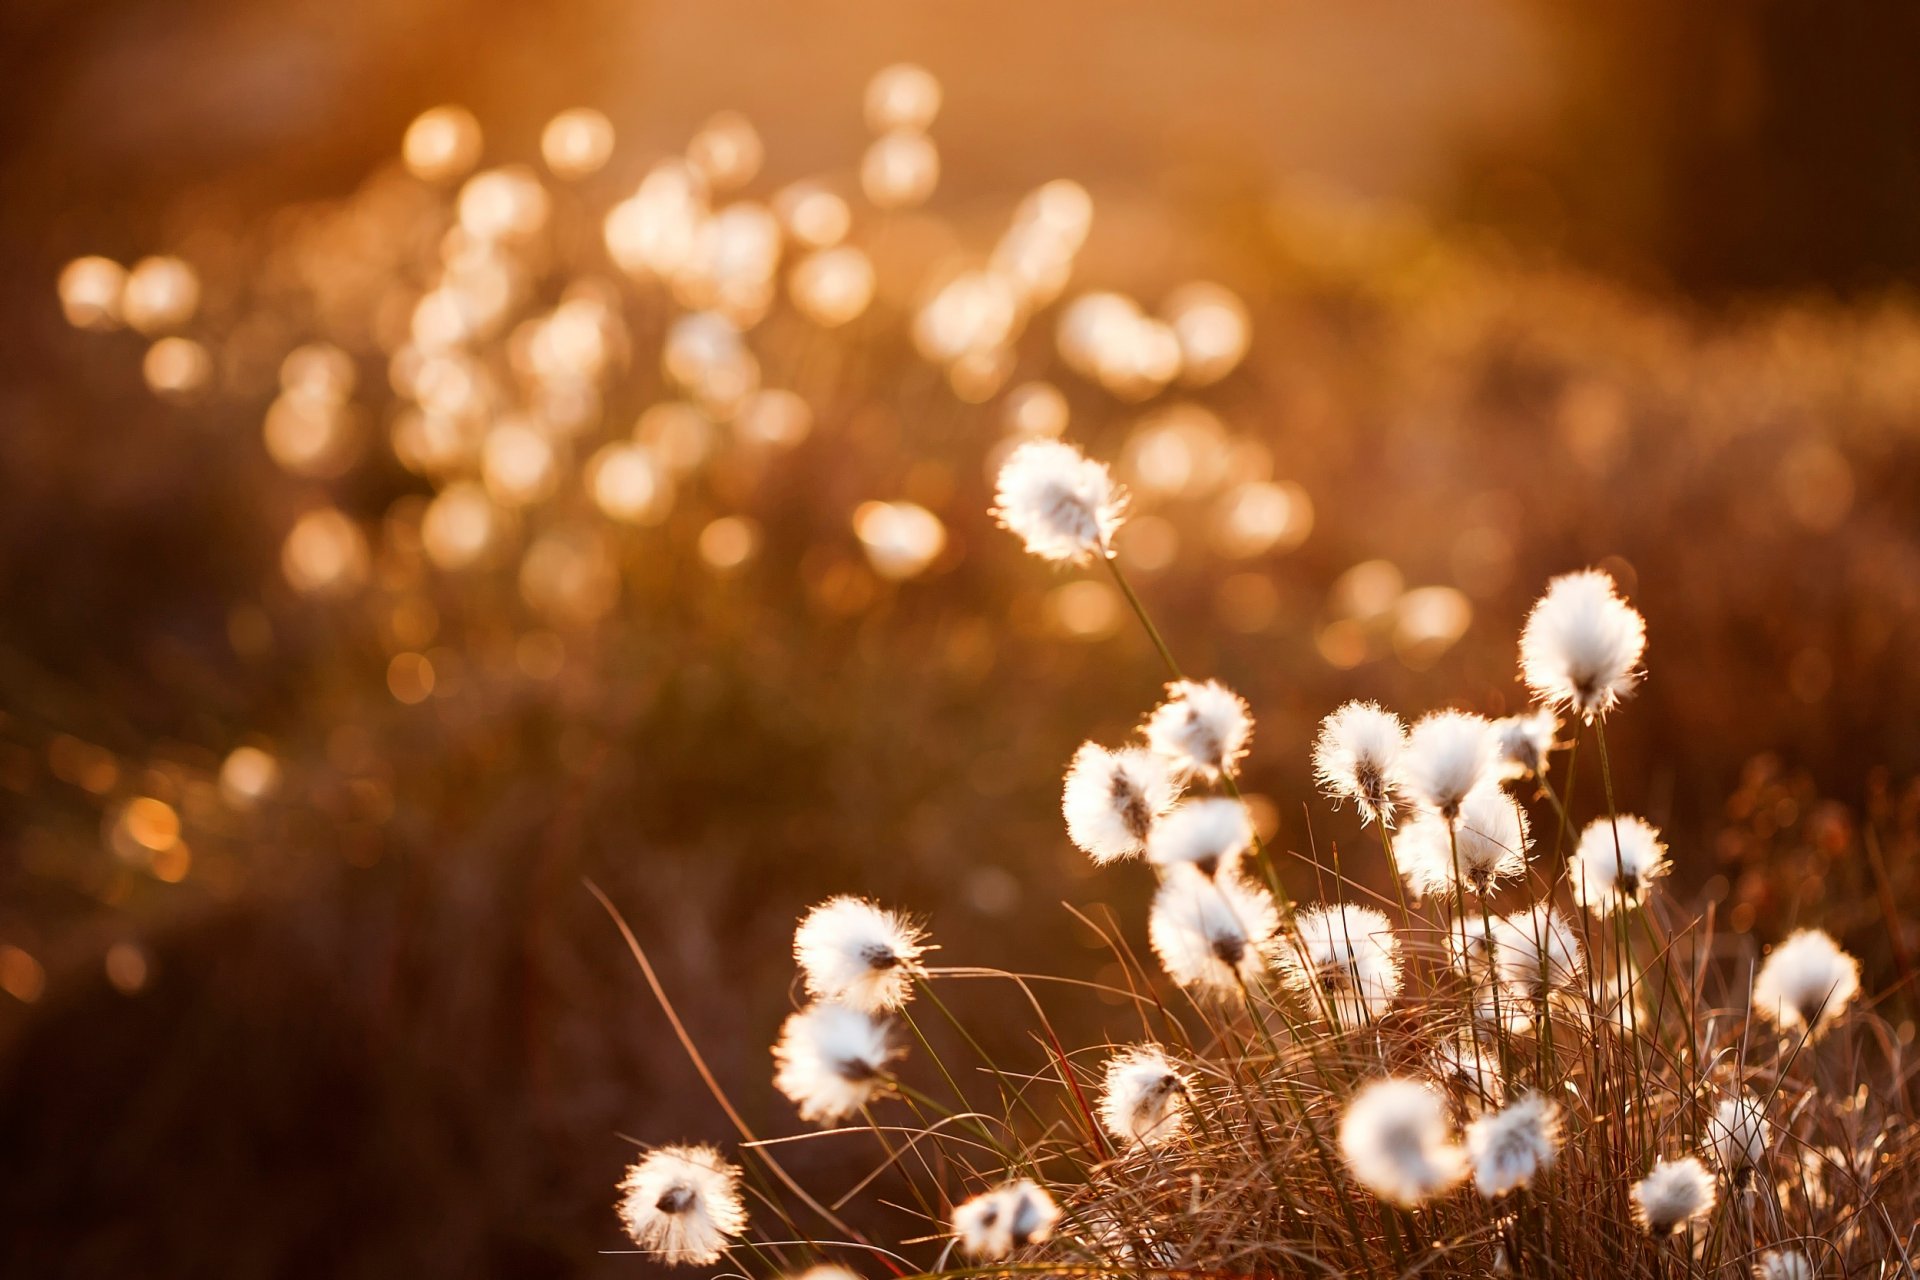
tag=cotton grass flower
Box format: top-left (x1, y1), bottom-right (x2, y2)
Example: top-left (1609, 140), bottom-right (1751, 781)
top-left (1097, 1044), bottom-right (1189, 1146)
top-left (616, 1144), bottom-right (748, 1264)
top-left (793, 896), bottom-right (927, 1012)
top-left (1707, 1093), bottom-right (1772, 1185)
top-left (1752, 928), bottom-right (1861, 1038)
top-left (1569, 815), bottom-right (1669, 916)
top-left (1433, 1031), bottom-right (1503, 1106)
top-left (1143, 679), bottom-right (1252, 781)
top-left (992, 439), bottom-right (1126, 565)
top-left (952, 1179), bottom-right (1061, 1260)
top-left (1338, 1077), bottom-right (1468, 1206)
top-left (1312, 700), bottom-right (1405, 826)
top-left (1149, 865), bottom-right (1278, 995)
top-left (1062, 742), bottom-right (1180, 863)
top-left (1400, 710), bottom-right (1495, 819)
top-left (772, 1001), bottom-right (898, 1123)
top-left (1491, 708), bottom-right (1558, 781)
top-left (1277, 903), bottom-right (1402, 1027)
top-left (1397, 785), bottom-right (1529, 899)
top-left (1753, 1249), bottom-right (1814, 1280)
top-left (1465, 1093), bottom-right (1561, 1197)
top-left (1145, 797), bottom-right (1252, 877)
top-left (1631, 1155), bottom-right (1716, 1236)
top-left (1492, 904), bottom-right (1585, 998)
top-left (1519, 569), bottom-right (1647, 722)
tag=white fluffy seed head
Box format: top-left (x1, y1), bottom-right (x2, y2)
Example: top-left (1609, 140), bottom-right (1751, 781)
top-left (1062, 742), bottom-right (1181, 863)
top-left (1519, 569), bottom-right (1647, 723)
top-left (1143, 679), bottom-right (1253, 782)
top-left (1400, 711), bottom-right (1495, 819)
top-left (772, 1002), bottom-right (898, 1123)
top-left (1492, 904), bottom-right (1586, 999)
top-left (1491, 708), bottom-right (1559, 782)
top-left (1098, 1044), bottom-right (1189, 1146)
top-left (793, 896), bottom-right (928, 1012)
top-left (952, 1179), bottom-right (1061, 1260)
top-left (1313, 700), bottom-right (1406, 826)
top-left (1752, 928), bottom-right (1861, 1038)
top-left (1145, 797), bottom-right (1253, 877)
top-left (1433, 1031), bottom-right (1504, 1107)
top-left (1632, 1155), bottom-right (1716, 1236)
top-left (1397, 785), bottom-right (1530, 900)
top-left (1276, 903), bottom-right (1402, 1028)
top-left (616, 1144), bottom-right (748, 1264)
top-left (1707, 1094), bottom-right (1772, 1181)
top-left (992, 439), bottom-right (1126, 565)
top-left (1753, 1248), bottom-right (1814, 1280)
top-left (1569, 816), bottom-right (1669, 917)
top-left (1465, 1093), bottom-right (1561, 1198)
top-left (1148, 865), bottom-right (1279, 995)
top-left (1338, 1077), bottom-right (1468, 1206)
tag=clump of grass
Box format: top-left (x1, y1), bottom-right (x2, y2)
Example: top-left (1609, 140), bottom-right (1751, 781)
top-left (608, 438), bottom-right (1917, 1278)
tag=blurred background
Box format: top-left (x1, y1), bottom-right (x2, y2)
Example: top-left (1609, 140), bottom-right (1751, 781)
top-left (3, 1), bottom-right (1920, 1275)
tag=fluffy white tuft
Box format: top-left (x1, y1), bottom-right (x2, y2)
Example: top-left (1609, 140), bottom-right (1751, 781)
top-left (1631, 1155), bottom-right (1716, 1236)
top-left (616, 1144), bottom-right (748, 1264)
top-left (1707, 1093), bottom-right (1772, 1183)
top-left (1491, 708), bottom-right (1559, 781)
top-left (1145, 797), bottom-right (1253, 877)
top-left (794, 896), bottom-right (928, 1012)
top-left (1312, 700), bottom-right (1406, 826)
top-left (1148, 865), bottom-right (1279, 995)
top-left (1465, 1093), bottom-right (1561, 1197)
top-left (992, 439), bottom-right (1126, 565)
top-left (1062, 742), bottom-right (1181, 864)
top-left (1338, 1077), bottom-right (1468, 1206)
top-left (1569, 816), bottom-right (1669, 916)
top-left (1492, 904), bottom-right (1586, 999)
top-left (1519, 569), bottom-right (1647, 723)
top-left (1752, 928), bottom-right (1861, 1038)
top-left (1143, 679), bottom-right (1253, 782)
top-left (1433, 1031), bottom-right (1504, 1107)
top-left (1276, 903), bottom-right (1402, 1028)
top-left (1400, 710), bottom-right (1495, 819)
top-left (772, 1002), bottom-right (898, 1123)
top-left (1753, 1249), bottom-right (1814, 1280)
top-left (1397, 785), bottom-right (1530, 900)
top-left (1097, 1044), bottom-right (1189, 1147)
top-left (952, 1179), bottom-right (1060, 1260)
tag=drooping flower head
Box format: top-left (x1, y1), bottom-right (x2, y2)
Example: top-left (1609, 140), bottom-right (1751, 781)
top-left (1400, 710), bottom-right (1495, 820)
top-left (794, 896), bottom-right (928, 1012)
top-left (1276, 903), bottom-right (1402, 1028)
top-left (1752, 928), bottom-right (1861, 1038)
top-left (1631, 1156), bottom-right (1716, 1236)
top-left (1097, 1044), bottom-right (1189, 1146)
top-left (1491, 708), bottom-right (1558, 782)
top-left (1148, 865), bottom-right (1279, 995)
top-left (772, 1002), bottom-right (899, 1123)
top-left (1398, 785), bottom-right (1530, 900)
top-left (1569, 816), bottom-right (1669, 916)
top-left (952, 1179), bottom-right (1061, 1260)
top-left (1707, 1093), bottom-right (1772, 1186)
top-left (1144, 679), bottom-right (1253, 782)
top-left (992, 439), bottom-right (1126, 565)
top-left (616, 1144), bottom-right (748, 1264)
top-left (1312, 700), bottom-right (1406, 826)
top-left (1492, 904), bottom-right (1586, 999)
top-left (1465, 1093), bottom-right (1561, 1198)
top-left (1062, 742), bottom-right (1181, 864)
top-left (1519, 569), bottom-right (1647, 723)
top-left (1338, 1077), bottom-right (1468, 1206)
top-left (1145, 797), bottom-right (1253, 878)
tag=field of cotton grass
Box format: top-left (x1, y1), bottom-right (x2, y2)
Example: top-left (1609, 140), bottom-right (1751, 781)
top-left (9, 26), bottom-right (1920, 1279)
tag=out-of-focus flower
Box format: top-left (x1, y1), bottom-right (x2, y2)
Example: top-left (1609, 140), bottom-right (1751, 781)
top-left (1752, 929), bottom-right (1861, 1038)
top-left (1339, 1078), bottom-right (1467, 1206)
top-left (1062, 743), bottom-right (1181, 864)
top-left (1706, 1093), bottom-right (1771, 1184)
top-left (1491, 709), bottom-right (1558, 782)
top-left (952, 1179), bottom-right (1059, 1260)
top-left (1465, 1093), bottom-right (1560, 1197)
top-left (1400, 711), bottom-right (1495, 819)
top-left (772, 1002), bottom-right (898, 1123)
top-left (1145, 797), bottom-right (1252, 878)
top-left (1632, 1156), bottom-right (1716, 1236)
top-left (1143, 679), bottom-right (1251, 782)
